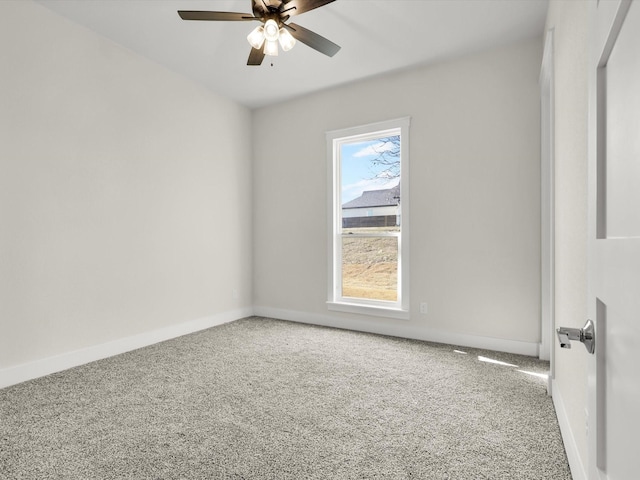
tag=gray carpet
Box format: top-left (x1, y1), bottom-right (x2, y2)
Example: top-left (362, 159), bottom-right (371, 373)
top-left (0, 317), bottom-right (571, 479)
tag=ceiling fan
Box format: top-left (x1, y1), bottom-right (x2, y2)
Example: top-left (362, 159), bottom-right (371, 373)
top-left (178, 0), bottom-right (341, 66)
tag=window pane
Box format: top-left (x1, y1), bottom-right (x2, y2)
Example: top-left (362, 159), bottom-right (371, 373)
top-left (341, 135), bottom-right (401, 233)
top-left (341, 236), bottom-right (398, 301)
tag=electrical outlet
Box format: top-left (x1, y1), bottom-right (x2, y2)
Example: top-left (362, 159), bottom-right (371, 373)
top-left (420, 302), bottom-right (428, 314)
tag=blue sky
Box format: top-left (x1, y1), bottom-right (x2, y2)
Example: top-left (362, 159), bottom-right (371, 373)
top-left (341, 136), bottom-right (400, 204)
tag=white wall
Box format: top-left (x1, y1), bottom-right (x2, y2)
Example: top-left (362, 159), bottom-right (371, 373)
top-left (0, 1), bottom-right (253, 374)
top-left (0, 1), bottom-right (546, 386)
top-left (545, 0), bottom-right (590, 476)
top-left (252, 38), bottom-right (543, 354)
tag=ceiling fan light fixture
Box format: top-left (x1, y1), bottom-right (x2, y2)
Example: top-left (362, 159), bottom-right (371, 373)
top-left (263, 19), bottom-right (280, 42)
top-left (278, 28), bottom-right (296, 51)
top-left (247, 25), bottom-right (265, 49)
top-left (178, 1), bottom-right (342, 67)
top-left (264, 39), bottom-right (279, 56)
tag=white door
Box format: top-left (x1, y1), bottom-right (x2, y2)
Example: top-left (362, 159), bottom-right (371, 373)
top-left (587, 0), bottom-right (640, 478)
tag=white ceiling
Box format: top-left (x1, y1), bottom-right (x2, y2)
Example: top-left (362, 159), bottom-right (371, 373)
top-left (36, 0), bottom-right (549, 109)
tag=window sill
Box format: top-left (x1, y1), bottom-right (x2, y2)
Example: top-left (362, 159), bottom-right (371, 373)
top-left (327, 301), bottom-right (410, 320)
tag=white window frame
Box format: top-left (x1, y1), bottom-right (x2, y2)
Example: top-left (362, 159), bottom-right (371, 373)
top-left (326, 117), bottom-right (410, 320)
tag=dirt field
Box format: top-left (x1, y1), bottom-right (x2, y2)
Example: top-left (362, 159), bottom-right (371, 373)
top-left (341, 233), bottom-right (398, 301)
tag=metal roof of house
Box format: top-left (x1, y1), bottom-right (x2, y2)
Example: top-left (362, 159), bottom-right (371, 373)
top-left (342, 183), bottom-right (400, 209)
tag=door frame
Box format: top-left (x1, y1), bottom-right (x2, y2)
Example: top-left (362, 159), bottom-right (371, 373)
top-left (586, 1), bottom-right (633, 478)
top-left (540, 29), bottom-right (555, 376)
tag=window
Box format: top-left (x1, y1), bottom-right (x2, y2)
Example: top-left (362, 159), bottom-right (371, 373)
top-left (326, 117), bottom-right (410, 319)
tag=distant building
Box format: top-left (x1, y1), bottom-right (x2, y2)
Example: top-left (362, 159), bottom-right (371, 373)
top-left (342, 183), bottom-right (400, 228)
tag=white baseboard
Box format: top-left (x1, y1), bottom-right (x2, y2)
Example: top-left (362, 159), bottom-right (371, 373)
top-left (254, 306), bottom-right (540, 357)
top-left (1, 305), bottom-right (540, 390)
top-left (552, 379), bottom-right (587, 480)
top-left (0, 307), bottom-right (254, 390)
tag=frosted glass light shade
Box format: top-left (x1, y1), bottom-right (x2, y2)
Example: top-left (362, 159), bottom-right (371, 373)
top-left (247, 25), bottom-right (265, 49)
top-left (264, 19), bottom-right (279, 41)
top-left (264, 39), bottom-right (279, 56)
top-left (278, 28), bottom-right (296, 51)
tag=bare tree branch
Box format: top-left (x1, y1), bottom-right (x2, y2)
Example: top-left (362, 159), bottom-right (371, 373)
top-left (368, 136), bottom-right (400, 181)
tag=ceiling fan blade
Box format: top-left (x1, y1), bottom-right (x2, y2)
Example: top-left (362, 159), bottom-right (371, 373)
top-left (251, 0), bottom-right (266, 18)
top-left (178, 11), bottom-right (256, 21)
top-left (247, 47), bottom-right (266, 66)
top-left (284, 23), bottom-right (340, 57)
top-left (279, 0), bottom-right (336, 17)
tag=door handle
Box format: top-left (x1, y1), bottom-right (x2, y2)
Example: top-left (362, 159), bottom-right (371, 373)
top-left (556, 319), bottom-right (595, 354)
